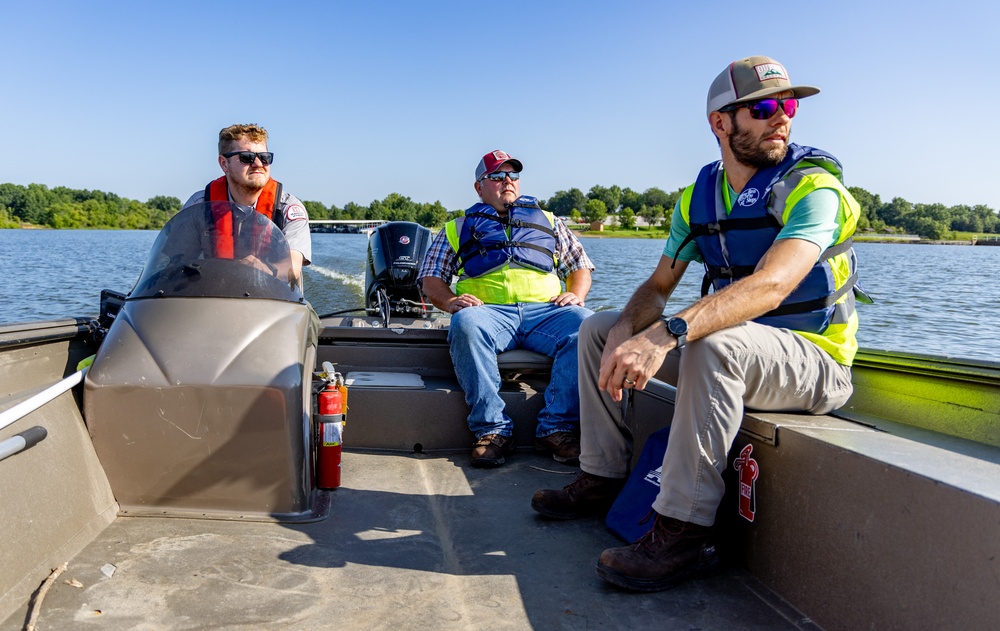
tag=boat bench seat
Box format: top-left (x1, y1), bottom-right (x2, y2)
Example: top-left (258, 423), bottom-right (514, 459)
top-left (619, 373), bottom-right (1000, 631)
top-left (496, 349), bottom-right (552, 378)
top-left (715, 407), bottom-right (1000, 631)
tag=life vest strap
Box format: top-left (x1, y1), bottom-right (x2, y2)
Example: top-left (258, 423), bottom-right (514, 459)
top-left (761, 271), bottom-right (858, 318)
top-left (462, 211), bottom-right (556, 238)
top-left (671, 215), bottom-right (781, 268)
top-left (457, 239), bottom-right (554, 266)
top-left (818, 237), bottom-right (853, 262)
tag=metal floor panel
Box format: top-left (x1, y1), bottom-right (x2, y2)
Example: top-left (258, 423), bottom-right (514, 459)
top-left (4, 452), bottom-right (808, 631)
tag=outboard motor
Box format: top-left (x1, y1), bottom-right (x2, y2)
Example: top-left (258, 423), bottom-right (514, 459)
top-left (365, 221), bottom-right (432, 323)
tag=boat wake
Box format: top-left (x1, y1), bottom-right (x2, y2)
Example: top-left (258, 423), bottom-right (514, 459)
top-left (308, 265), bottom-right (365, 289)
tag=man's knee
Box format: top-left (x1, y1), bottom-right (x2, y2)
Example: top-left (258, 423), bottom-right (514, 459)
top-left (448, 308), bottom-right (488, 344)
top-left (679, 325), bottom-right (749, 368)
top-left (579, 310), bottom-right (618, 348)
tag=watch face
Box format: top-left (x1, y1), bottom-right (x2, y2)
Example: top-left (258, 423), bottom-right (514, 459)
top-left (667, 317), bottom-right (688, 336)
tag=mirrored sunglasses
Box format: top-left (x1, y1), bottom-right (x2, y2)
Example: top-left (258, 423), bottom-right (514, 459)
top-left (481, 171), bottom-right (520, 182)
top-left (721, 98), bottom-right (798, 120)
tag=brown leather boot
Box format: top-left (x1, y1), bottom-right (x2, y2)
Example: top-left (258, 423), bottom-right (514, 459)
top-left (533, 431), bottom-right (581, 465)
top-left (596, 512), bottom-right (720, 591)
top-left (531, 471), bottom-right (625, 519)
top-left (470, 434), bottom-right (515, 468)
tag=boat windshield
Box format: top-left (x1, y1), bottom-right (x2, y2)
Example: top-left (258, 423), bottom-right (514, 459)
top-left (130, 202), bottom-right (302, 303)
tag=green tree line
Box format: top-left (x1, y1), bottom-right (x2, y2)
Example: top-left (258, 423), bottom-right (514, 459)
top-left (0, 183), bottom-right (181, 230)
top-left (1, 182), bottom-right (997, 239)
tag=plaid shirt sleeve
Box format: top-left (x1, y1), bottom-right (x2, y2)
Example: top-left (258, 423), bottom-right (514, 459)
top-left (553, 217), bottom-right (595, 280)
top-left (417, 227), bottom-right (459, 283)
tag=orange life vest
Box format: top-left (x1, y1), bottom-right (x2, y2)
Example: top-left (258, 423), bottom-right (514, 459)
top-left (204, 176), bottom-right (284, 259)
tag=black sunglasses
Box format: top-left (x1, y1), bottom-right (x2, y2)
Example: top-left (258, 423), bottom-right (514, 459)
top-left (720, 98), bottom-right (798, 120)
top-left (480, 171), bottom-right (520, 182)
top-left (223, 150), bottom-right (274, 166)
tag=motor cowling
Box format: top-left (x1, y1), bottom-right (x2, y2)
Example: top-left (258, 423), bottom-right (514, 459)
top-left (365, 221), bottom-right (432, 318)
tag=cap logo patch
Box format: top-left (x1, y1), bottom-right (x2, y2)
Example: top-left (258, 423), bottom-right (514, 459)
top-left (754, 63), bottom-right (787, 82)
top-left (737, 188), bottom-right (760, 207)
top-left (492, 150), bottom-right (510, 161)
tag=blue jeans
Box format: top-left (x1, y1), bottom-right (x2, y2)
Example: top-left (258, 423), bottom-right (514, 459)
top-left (448, 302), bottom-right (593, 439)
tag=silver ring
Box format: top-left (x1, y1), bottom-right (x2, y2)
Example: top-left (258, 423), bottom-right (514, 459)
top-left (624, 378), bottom-right (635, 385)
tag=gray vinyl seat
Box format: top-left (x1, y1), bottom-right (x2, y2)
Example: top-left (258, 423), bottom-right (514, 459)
top-left (496, 349), bottom-right (553, 378)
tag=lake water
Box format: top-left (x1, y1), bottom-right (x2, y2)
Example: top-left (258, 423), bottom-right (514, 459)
top-left (1, 229), bottom-right (997, 362)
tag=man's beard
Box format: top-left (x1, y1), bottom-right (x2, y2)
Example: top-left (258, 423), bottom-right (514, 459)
top-left (232, 173), bottom-right (267, 198)
top-left (729, 116), bottom-right (789, 169)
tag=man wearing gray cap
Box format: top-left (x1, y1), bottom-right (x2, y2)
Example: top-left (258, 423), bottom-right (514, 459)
top-left (532, 56), bottom-right (868, 591)
top-left (418, 150), bottom-right (595, 468)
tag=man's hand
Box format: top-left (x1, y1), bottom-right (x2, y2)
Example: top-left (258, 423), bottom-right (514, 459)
top-left (598, 321), bottom-right (673, 402)
top-left (447, 293), bottom-right (484, 313)
top-left (239, 254), bottom-right (276, 275)
top-left (549, 291), bottom-right (585, 307)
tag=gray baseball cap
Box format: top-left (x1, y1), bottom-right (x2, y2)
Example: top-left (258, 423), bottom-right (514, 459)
top-left (706, 56), bottom-right (819, 116)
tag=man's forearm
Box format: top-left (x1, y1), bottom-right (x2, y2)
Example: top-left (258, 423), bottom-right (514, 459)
top-left (565, 269), bottom-right (592, 302)
top-left (290, 250), bottom-right (304, 285)
top-left (419, 276), bottom-right (459, 312)
top-left (675, 238), bottom-right (821, 344)
top-left (616, 278), bottom-right (670, 336)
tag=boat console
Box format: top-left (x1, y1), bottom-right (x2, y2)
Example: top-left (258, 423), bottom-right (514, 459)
top-left (83, 202), bottom-right (323, 521)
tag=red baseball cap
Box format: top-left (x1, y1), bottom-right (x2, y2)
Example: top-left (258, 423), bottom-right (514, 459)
top-left (475, 150), bottom-right (523, 181)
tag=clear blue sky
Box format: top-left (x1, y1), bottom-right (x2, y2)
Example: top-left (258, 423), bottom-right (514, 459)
top-left (3, 1), bottom-right (997, 213)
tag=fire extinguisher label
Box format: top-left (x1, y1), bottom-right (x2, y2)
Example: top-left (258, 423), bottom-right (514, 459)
top-left (733, 443), bottom-right (759, 523)
top-left (322, 423), bottom-right (342, 447)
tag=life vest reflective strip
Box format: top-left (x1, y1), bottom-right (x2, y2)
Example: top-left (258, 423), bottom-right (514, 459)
top-left (678, 144), bottom-right (865, 365)
top-left (204, 177), bottom-right (284, 259)
top-left (444, 196), bottom-right (562, 304)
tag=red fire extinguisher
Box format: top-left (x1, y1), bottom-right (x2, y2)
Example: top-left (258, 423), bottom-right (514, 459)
top-left (317, 379), bottom-right (345, 489)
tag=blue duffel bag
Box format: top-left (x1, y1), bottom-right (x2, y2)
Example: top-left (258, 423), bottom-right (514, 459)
top-left (605, 425), bottom-right (671, 542)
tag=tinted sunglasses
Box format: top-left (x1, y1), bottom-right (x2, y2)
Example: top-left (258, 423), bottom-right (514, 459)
top-left (480, 171), bottom-right (520, 182)
top-left (721, 98), bottom-right (798, 120)
top-left (223, 150), bottom-right (274, 165)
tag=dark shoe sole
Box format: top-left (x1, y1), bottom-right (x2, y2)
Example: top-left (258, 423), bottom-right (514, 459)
top-left (530, 496), bottom-right (611, 520)
top-left (470, 454), bottom-right (506, 468)
top-left (595, 554), bottom-right (721, 592)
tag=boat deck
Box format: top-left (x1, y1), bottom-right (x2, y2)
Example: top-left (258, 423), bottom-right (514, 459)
top-left (3, 451), bottom-right (808, 630)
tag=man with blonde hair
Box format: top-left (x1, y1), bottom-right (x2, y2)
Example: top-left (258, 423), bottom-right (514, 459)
top-left (182, 124), bottom-right (311, 283)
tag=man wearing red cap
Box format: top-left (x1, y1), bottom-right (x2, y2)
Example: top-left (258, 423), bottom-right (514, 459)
top-left (532, 56), bottom-right (869, 590)
top-left (418, 150), bottom-right (595, 468)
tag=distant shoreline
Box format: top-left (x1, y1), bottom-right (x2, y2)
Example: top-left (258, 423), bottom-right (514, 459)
top-left (571, 228), bottom-right (998, 246)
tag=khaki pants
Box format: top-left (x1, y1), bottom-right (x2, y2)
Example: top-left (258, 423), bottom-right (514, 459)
top-left (578, 311), bottom-right (853, 526)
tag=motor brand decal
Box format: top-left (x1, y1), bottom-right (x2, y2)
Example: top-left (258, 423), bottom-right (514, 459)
top-left (399, 235), bottom-right (410, 245)
top-left (733, 444), bottom-right (759, 522)
top-left (737, 188), bottom-right (759, 207)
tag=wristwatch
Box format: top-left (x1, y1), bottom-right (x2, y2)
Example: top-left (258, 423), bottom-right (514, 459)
top-left (663, 316), bottom-right (688, 349)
